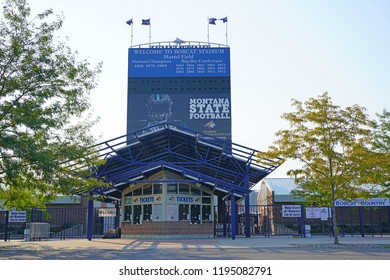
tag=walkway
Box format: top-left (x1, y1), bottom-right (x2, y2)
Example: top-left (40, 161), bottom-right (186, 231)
top-left (1, 236), bottom-right (389, 260)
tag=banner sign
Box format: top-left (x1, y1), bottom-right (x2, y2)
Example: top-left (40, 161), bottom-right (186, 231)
top-left (282, 205), bottom-right (301, 218)
top-left (335, 198), bottom-right (389, 207)
top-left (129, 47), bottom-right (230, 77)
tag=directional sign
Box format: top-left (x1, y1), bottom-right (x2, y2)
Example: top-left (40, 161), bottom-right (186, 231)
top-left (282, 205), bottom-right (302, 218)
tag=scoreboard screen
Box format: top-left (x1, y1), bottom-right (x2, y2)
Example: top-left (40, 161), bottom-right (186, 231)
top-left (127, 46), bottom-right (231, 141)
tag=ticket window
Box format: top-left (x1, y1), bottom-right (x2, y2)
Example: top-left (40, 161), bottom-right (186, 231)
top-left (143, 204), bottom-right (152, 221)
top-left (133, 205), bottom-right (142, 224)
top-left (202, 205), bottom-right (211, 221)
top-left (124, 206), bottom-right (132, 222)
top-left (190, 204), bottom-right (201, 224)
top-left (179, 204), bottom-right (189, 221)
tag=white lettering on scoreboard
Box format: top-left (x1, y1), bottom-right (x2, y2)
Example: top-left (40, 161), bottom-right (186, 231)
top-left (282, 205), bottom-right (302, 218)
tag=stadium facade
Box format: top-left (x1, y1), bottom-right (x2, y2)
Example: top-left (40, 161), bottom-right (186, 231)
top-left (91, 41), bottom-right (280, 239)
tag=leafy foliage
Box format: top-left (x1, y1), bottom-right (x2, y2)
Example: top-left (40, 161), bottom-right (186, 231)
top-left (258, 92), bottom-right (382, 244)
top-left (0, 0), bottom-right (105, 209)
top-left (368, 109), bottom-right (390, 195)
top-left (258, 92), bottom-right (379, 204)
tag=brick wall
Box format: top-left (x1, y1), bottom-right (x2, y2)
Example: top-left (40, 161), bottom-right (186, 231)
top-left (121, 221), bottom-right (214, 238)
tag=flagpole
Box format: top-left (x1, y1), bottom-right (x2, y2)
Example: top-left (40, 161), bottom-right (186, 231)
top-left (225, 16), bottom-right (228, 45)
top-left (131, 17), bottom-right (134, 47)
top-left (149, 18), bottom-right (151, 45)
top-left (207, 17), bottom-right (210, 45)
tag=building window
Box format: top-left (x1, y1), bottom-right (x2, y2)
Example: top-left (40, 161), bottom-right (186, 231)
top-left (143, 184), bottom-right (152, 195)
top-left (133, 205), bottom-right (142, 224)
top-left (133, 187), bottom-right (142, 196)
top-left (202, 191), bottom-right (211, 197)
top-left (143, 204), bottom-right (152, 221)
top-left (124, 205), bottom-right (132, 222)
top-left (153, 183), bottom-right (163, 194)
top-left (179, 183), bottom-right (190, 195)
top-left (191, 204), bottom-right (201, 224)
top-left (167, 183), bottom-right (178, 194)
top-left (191, 186), bottom-right (201, 195)
top-left (179, 204), bottom-right (189, 221)
top-left (202, 205), bottom-right (211, 221)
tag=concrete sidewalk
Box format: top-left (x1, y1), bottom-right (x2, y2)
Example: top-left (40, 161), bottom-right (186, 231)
top-left (1, 235), bottom-right (390, 250)
top-left (1, 236), bottom-right (390, 260)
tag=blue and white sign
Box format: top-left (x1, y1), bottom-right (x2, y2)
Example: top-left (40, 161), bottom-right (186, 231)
top-left (335, 198), bottom-right (389, 207)
top-left (8, 209), bottom-right (27, 222)
top-left (128, 47), bottom-right (230, 77)
top-left (282, 205), bottom-right (302, 218)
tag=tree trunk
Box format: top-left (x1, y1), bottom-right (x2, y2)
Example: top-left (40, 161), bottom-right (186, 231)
top-left (331, 184), bottom-right (339, 245)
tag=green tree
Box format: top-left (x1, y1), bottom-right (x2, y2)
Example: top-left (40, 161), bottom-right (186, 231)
top-left (369, 109), bottom-right (390, 195)
top-left (258, 92), bottom-right (377, 244)
top-left (0, 0), bottom-right (104, 209)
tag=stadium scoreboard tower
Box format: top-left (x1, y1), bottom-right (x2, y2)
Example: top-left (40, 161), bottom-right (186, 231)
top-left (127, 41), bottom-right (231, 141)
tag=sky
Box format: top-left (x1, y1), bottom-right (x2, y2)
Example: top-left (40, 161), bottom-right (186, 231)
top-left (25, 0), bottom-right (390, 179)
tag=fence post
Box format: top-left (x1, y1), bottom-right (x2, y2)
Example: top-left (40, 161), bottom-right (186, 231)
top-left (359, 206), bottom-right (364, 237)
top-left (340, 207), bottom-right (345, 237)
top-left (87, 199), bottom-right (94, 241)
top-left (4, 211), bottom-right (9, 242)
top-left (379, 207), bottom-right (383, 237)
top-left (299, 205), bottom-right (305, 238)
top-left (388, 206), bottom-right (390, 235)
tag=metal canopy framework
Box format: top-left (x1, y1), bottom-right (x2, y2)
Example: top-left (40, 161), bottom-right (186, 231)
top-left (92, 123), bottom-right (280, 199)
top-left (88, 123), bottom-right (281, 239)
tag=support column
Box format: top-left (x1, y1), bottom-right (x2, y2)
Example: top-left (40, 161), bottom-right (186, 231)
top-left (115, 201), bottom-right (120, 229)
top-left (231, 192), bottom-right (236, 240)
top-left (87, 198), bottom-right (94, 241)
top-left (245, 193), bottom-right (251, 237)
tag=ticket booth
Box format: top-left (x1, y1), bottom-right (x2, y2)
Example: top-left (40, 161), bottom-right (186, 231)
top-left (120, 171), bottom-right (214, 238)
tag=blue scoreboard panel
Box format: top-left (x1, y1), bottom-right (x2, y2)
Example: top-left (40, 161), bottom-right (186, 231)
top-left (127, 46), bottom-right (231, 142)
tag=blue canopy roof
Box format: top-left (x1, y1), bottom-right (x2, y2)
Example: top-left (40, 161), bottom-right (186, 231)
top-left (91, 123), bottom-right (281, 199)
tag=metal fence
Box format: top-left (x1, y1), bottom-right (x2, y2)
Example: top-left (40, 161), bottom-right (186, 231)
top-left (1, 207), bottom-right (117, 241)
top-left (214, 204), bottom-right (390, 238)
top-left (2, 204), bottom-right (390, 241)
